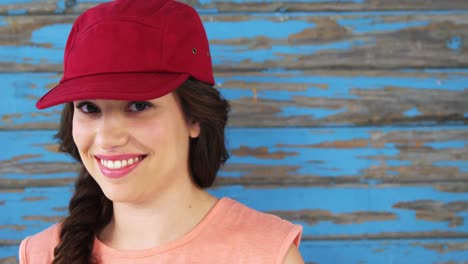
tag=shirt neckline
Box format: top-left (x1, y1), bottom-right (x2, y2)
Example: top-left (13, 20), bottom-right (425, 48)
top-left (93, 197), bottom-right (231, 258)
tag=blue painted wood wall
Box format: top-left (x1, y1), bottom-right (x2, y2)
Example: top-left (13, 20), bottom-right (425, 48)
top-left (1, 0), bottom-right (467, 263)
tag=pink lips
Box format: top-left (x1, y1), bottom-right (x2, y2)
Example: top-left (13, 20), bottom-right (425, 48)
top-left (95, 154), bottom-right (146, 179)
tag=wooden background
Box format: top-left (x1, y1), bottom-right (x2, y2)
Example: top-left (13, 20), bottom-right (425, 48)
top-left (1, 0), bottom-right (467, 263)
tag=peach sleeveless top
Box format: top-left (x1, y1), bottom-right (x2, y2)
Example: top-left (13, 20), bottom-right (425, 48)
top-left (19, 197), bottom-right (302, 264)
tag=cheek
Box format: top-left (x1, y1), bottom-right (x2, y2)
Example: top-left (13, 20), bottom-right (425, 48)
top-left (72, 116), bottom-right (91, 153)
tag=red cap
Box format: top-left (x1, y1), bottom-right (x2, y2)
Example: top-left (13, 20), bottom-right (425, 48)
top-left (36, 0), bottom-right (214, 109)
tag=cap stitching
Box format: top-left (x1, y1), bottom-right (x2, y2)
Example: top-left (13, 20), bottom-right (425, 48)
top-left (78, 17), bottom-right (163, 37)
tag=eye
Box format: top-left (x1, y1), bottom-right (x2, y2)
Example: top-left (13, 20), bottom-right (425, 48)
top-left (75, 102), bottom-right (99, 114)
top-left (127, 101), bottom-right (152, 112)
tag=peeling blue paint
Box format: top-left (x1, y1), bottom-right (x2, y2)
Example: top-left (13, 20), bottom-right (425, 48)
top-left (0, 46), bottom-right (62, 65)
top-left (0, 131), bottom-right (71, 163)
top-left (7, 9), bottom-right (27, 15)
top-left (425, 141), bottom-right (466, 149)
top-left (215, 70), bottom-right (467, 103)
top-left (0, 73), bottom-right (62, 127)
top-left (2, 184), bottom-right (468, 240)
top-left (210, 185), bottom-right (468, 217)
top-left (217, 88), bottom-right (253, 100)
top-left (257, 89), bottom-right (310, 101)
top-left (205, 20), bottom-right (314, 40)
top-left (56, 0), bottom-right (66, 13)
top-left (300, 239), bottom-right (468, 264)
top-left (218, 171), bottom-right (243, 178)
top-left (0, 17), bottom-right (7, 27)
top-left (446, 35), bottom-right (462, 51)
top-left (2, 172), bottom-right (74, 180)
top-left (434, 161), bottom-right (468, 172)
top-left (227, 128), bottom-right (389, 177)
top-left (404, 108), bottom-right (422, 117)
top-left (210, 39), bottom-right (372, 64)
top-left (337, 17), bottom-right (430, 34)
top-left (0, 186), bottom-right (70, 241)
top-left (0, 246), bottom-right (18, 259)
top-left (386, 160), bottom-right (412, 166)
top-left (279, 106), bottom-right (346, 119)
top-left (31, 24), bottom-right (71, 49)
top-left (0, 0), bottom-right (36, 3)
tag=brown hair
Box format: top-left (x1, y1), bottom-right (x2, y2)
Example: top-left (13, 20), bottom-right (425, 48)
top-left (51, 79), bottom-right (230, 263)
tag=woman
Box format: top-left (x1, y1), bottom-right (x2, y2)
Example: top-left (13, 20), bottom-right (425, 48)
top-left (19, 0), bottom-right (303, 263)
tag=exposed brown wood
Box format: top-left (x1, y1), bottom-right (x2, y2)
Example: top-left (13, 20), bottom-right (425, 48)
top-left (0, 225), bottom-right (26, 231)
top-left (21, 196), bottom-right (47, 202)
top-left (300, 231), bottom-right (468, 241)
top-left (0, 257), bottom-right (17, 264)
top-left (411, 241), bottom-right (468, 253)
top-left (1, 70), bottom-right (467, 129)
top-left (0, 157), bottom-right (79, 175)
top-left (22, 215), bottom-right (63, 223)
top-left (1, 13), bottom-right (468, 71)
top-left (0, 127), bottom-right (466, 190)
top-left (393, 200), bottom-right (468, 227)
top-left (435, 183), bottom-right (468, 193)
top-left (231, 146), bottom-right (298, 160)
top-left (0, 178), bottom-right (75, 189)
top-left (269, 209), bottom-right (397, 225)
top-left (1, 1), bottom-right (467, 263)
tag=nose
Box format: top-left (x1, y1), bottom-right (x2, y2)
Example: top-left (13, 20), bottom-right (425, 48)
top-left (95, 114), bottom-right (129, 150)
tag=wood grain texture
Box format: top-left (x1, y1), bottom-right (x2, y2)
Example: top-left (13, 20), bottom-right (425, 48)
top-left (1, 128), bottom-right (466, 248)
top-left (1, 70), bottom-right (466, 129)
top-left (1, 0), bottom-right (467, 263)
top-left (2, 0), bottom-right (468, 15)
top-left (1, 12), bottom-right (468, 71)
top-left (298, 240), bottom-right (468, 264)
top-left (1, 184), bottom-right (468, 239)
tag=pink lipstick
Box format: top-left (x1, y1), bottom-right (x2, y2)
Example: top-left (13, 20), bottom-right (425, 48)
top-left (95, 154), bottom-right (146, 179)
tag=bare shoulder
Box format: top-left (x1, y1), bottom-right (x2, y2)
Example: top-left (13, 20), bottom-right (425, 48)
top-left (282, 244), bottom-right (305, 264)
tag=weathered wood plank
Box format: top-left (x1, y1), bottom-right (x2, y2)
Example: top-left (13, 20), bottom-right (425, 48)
top-left (1, 12), bottom-right (467, 71)
top-left (1, 239), bottom-right (468, 264)
top-left (1, 127), bottom-right (466, 189)
top-left (298, 239), bottom-right (468, 264)
top-left (1, 70), bottom-right (467, 129)
top-left (1, 185), bottom-right (468, 241)
top-left (1, 127), bottom-right (466, 241)
top-left (1, 128), bottom-right (467, 242)
top-left (2, 0), bottom-right (468, 15)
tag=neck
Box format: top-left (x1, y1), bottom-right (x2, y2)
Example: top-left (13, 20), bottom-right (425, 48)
top-left (98, 179), bottom-right (217, 250)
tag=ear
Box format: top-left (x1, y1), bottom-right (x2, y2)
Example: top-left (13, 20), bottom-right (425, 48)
top-left (189, 121), bottom-right (200, 138)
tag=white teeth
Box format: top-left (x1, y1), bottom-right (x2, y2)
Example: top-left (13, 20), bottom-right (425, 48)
top-left (99, 157), bottom-right (142, 170)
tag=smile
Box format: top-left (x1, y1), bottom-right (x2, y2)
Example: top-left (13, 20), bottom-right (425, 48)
top-left (100, 156), bottom-right (142, 169)
top-left (95, 154), bottom-right (147, 179)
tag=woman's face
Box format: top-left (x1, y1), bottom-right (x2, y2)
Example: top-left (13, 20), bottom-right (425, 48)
top-left (72, 92), bottom-right (200, 204)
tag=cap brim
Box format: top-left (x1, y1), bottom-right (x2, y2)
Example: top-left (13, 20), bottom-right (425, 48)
top-left (36, 72), bottom-right (190, 109)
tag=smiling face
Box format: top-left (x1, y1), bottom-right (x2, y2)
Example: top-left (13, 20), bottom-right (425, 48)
top-left (72, 92), bottom-right (200, 204)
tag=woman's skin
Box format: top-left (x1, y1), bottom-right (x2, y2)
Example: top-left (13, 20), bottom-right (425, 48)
top-left (71, 91), bottom-right (303, 263)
